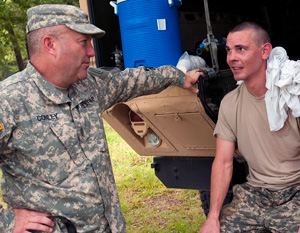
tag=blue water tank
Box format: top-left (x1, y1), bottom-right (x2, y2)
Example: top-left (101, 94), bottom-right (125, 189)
top-left (110, 0), bottom-right (182, 68)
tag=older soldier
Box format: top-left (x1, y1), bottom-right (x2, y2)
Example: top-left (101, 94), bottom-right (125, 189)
top-left (0, 4), bottom-right (203, 233)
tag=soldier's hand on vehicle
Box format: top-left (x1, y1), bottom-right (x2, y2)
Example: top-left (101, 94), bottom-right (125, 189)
top-left (182, 69), bottom-right (204, 94)
top-left (11, 207), bottom-right (55, 233)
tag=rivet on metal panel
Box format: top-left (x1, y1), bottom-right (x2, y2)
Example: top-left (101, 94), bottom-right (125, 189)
top-left (174, 113), bottom-right (181, 121)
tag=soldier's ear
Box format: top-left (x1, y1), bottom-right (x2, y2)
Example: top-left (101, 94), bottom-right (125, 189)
top-left (261, 43), bottom-right (272, 60)
top-left (42, 35), bottom-right (58, 58)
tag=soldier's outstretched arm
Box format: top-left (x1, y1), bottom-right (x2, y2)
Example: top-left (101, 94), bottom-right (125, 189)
top-left (200, 137), bottom-right (235, 233)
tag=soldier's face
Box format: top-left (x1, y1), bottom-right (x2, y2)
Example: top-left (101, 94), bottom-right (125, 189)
top-left (226, 29), bottom-right (266, 83)
top-left (55, 28), bottom-right (95, 84)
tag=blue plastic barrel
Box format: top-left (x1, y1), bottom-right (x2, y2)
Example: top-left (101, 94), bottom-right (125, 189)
top-left (110, 0), bottom-right (182, 68)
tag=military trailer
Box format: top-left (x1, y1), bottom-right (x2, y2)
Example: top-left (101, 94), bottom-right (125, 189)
top-left (79, 0), bottom-right (300, 215)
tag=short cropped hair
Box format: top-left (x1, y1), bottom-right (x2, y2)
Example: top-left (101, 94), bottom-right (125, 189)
top-left (27, 25), bottom-right (66, 58)
top-left (228, 21), bottom-right (271, 46)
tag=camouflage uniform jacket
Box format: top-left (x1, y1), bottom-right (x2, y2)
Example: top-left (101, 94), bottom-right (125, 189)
top-left (0, 63), bottom-right (185, 232)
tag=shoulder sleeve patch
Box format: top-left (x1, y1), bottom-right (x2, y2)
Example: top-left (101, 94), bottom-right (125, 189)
top-left (0, 121), bottom-right (5, 139)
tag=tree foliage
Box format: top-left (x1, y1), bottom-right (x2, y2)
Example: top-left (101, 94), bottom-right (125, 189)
top-left (0, 0), bottom-right (79, 80)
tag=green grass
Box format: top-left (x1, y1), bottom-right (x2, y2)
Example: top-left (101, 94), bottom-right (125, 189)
top-left (106, 120), bottom-right (206, 232)
top-left (0, 121), bottom-right (206, 232)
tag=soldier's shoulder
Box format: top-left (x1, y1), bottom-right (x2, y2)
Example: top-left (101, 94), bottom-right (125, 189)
top-left (0, 69), bottom-right (31, 96)
top-left (221, 83), bottom-right (243, 103)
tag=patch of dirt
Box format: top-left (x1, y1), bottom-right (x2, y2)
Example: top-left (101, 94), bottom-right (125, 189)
top-left (128, 189), bottom-right (205, 232)
top-left (143, 190), bottom-right (186, 208)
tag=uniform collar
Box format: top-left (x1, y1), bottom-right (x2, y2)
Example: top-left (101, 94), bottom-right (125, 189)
top-left (27, 62), bottom-right (71, 104)
top-left (27, 62), bottom-right (95, 108)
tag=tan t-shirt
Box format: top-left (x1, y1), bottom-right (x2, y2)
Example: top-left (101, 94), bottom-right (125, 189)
top-left (214, 83), bottom-right (300, 190)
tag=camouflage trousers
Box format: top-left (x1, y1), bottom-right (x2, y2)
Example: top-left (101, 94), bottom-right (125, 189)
top-left (220, 183), bottom-right (300, 233)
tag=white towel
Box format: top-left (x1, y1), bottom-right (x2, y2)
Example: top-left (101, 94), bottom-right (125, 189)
top-left (265, 47), bottom-right (300, 131)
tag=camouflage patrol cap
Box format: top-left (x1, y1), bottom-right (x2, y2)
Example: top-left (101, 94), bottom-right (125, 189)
top-left (26, 4), bottom-right (105, 38)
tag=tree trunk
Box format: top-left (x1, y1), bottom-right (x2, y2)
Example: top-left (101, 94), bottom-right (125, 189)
top-left (8, 25), bottom-right (25, 71)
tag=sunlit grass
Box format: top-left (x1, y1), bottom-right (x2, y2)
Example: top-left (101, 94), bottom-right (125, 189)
top-left (106, 120), bottom-right (205, 232)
